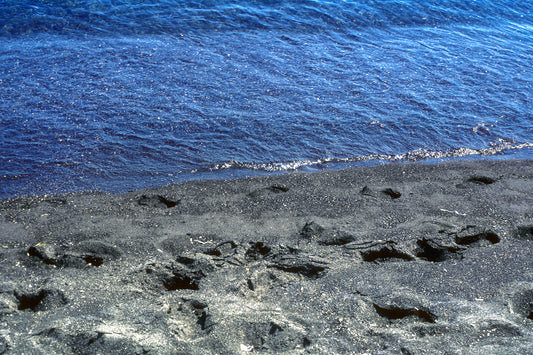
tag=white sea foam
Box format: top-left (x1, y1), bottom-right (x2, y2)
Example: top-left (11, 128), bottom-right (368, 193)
top-left (209, 141), bottom-right (533, 173)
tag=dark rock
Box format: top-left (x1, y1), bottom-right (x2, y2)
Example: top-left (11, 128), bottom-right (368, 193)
top-left (262, 322), bottom-right (311, 351)
top-left (204, 240), bottom-right (245, 267)
top-left (204, 240), bottom-right (239, 258)
top-left (457, 175), bottom-right (498, 188)
top-left (72, 240), bottom-right (122, 267)
top-left (233, 320), bottom-right (310, 352)
top-left (162, 267), bottom-right (202, 291)
top-left (73, 240), bottom-right (122, 260)
top-left (185, 299), bottom-right (213, 332)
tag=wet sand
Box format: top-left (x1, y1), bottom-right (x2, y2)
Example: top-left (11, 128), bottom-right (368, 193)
top-left (1, 159), bottom-right (532, 354)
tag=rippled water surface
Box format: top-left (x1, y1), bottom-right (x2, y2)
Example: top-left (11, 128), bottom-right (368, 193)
top-left (1, 0), bottom-right (532, 198)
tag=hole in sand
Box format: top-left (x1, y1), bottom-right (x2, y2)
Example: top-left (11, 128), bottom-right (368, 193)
top-left (188, 300), bottom-right (211, 331)
top-left (28, 246), bottom-right (56, 265)
top-left (381, 188), bottom-right (401, 199)
top-left (16, 289), bottom-right (67, 311)
top-left (157, 195), bottom-right (178, 208)
top-left (204, 250), bottom-right (221, 257)
top-left (246, 242), bottom-right (271, 260)
top-left (416, 239), bottom-right (462, 262)
top-left (138, 195), bottom-right (179, 208)
top-left (268, 184), bottom-right (289, 193)
top-left (269, 323), bottom-right (284, 335)
top-left (17, 290), bottom-right (46, 311)
top-left (247, 279), bottom-right (255, 291)
top-left (362, 247), bottom-right (413, 262)
top-left (373, 304), bottom-right (436, 323)
top-left (455, 231), bottom-right (500, 245)
top-left (163, 275), bottom-right (200, 291)
top-left (467, 176), bottom-right (496, 185)
top-left (176, 256), bottom-right (196, 265)
top-left (84, 255), bottom-right (104, 267)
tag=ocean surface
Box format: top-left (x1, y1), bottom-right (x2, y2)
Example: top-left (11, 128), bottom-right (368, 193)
top-left (1, 0), bottom-right (532, 199)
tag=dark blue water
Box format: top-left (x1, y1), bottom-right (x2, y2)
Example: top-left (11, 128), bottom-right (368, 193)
top-left (1, 0), bottom-right (532, 199)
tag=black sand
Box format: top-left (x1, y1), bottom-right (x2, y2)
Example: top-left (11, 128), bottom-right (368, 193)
top-left (1, 159), bottom-right (532, 354)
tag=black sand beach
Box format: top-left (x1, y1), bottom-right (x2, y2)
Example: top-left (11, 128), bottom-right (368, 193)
top-left (1, 159), bottom-right (532, 354)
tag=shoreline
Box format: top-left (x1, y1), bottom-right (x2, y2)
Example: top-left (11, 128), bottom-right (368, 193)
top-left (1, 159), bottom-right (532, 354)
top-left (2, 147), bottom-right (533, 201)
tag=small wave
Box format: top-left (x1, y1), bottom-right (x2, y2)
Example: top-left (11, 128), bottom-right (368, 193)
top-left (1, 0), bottom-right (530, 37)
top-left (207, 141), bottom-right (533, 173)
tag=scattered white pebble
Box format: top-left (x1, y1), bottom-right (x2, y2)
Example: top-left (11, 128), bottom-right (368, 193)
top-left (240, 344), bottom-right (254, 352)
top-left (439, 208), bottom-right (467, 216)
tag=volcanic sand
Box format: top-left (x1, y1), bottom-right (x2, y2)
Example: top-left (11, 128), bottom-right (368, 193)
top-left (0, 159), bottom-right (532, 354)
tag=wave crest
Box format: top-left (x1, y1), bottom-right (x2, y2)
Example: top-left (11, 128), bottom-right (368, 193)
top-left (208, 141), bottom-right (533, 173)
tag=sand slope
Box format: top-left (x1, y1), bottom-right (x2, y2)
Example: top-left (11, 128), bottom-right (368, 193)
top-left (1, 160), bottom-right (532, 354)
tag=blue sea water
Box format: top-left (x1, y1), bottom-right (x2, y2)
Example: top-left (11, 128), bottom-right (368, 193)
top-left (1, 0), bottom-right (532, 199)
